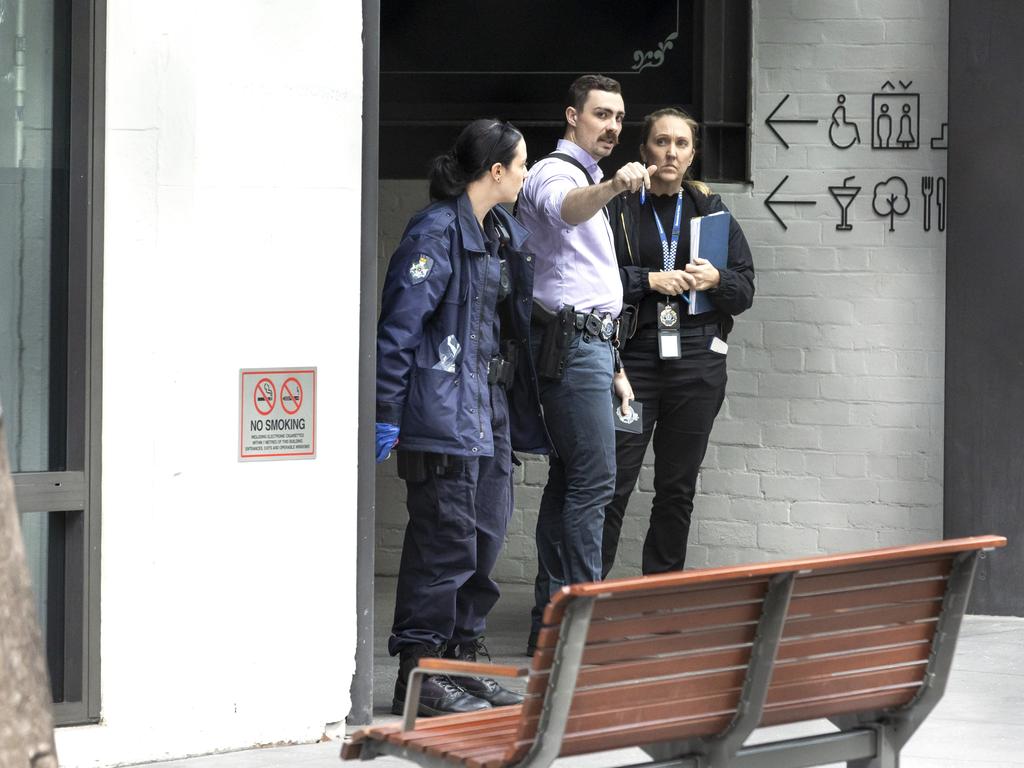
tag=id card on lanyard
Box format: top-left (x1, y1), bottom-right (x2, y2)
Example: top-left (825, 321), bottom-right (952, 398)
top-left (653, 191), bottom-right (684, 359)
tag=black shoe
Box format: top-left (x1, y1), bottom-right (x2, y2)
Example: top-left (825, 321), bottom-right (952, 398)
top-left (391, 643), bottom-right (491, 717)
top-left (446, 637), bottom-right (525, 707)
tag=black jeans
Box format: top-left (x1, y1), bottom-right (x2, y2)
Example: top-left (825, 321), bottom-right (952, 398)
top-left (602, 332), bottom-right (727, 577)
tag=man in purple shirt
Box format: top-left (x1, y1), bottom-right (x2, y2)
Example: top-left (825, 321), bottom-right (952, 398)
top-left (517, 74), bottom-right (655, 653)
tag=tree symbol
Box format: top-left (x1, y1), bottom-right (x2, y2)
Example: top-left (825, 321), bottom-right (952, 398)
top-left (871, 176), bottom-right (911, 231)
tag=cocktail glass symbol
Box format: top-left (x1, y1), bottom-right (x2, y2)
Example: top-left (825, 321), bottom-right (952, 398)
top-left (828, 175), bottom-right (862, 231)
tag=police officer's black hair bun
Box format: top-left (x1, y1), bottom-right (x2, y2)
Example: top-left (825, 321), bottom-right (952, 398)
top-left (428, 152), bottom-right (469, 201)
top-left (428, 119), bottom-right (522, 202)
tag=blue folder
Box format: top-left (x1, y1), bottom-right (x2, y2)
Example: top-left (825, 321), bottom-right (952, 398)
top-left (688, 211), bottom-right (731, 315)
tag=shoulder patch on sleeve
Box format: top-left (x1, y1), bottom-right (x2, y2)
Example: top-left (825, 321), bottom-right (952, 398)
top-left (409, 254), bottom-right (434, 284)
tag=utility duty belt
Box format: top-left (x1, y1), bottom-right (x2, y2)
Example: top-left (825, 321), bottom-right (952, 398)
top-left (532, 301), bottom-right (618, 380)
top-left (397, 451), bottom-right (461, 482)
top-left (573, 311), bottom-right (616, 342)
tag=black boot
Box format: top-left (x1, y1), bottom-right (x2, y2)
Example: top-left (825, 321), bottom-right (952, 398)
top-left (446, 637), bottom-right (524, 707)
top-left (391, 643), bottom-right (491, 717)
top-left (526, 628), bottom-right (539, 657)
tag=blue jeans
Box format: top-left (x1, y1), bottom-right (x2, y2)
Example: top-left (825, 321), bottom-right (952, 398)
top-left (530, 332), bottom-right (615, 636)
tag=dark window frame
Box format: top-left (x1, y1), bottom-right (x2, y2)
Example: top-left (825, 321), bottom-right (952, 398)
top-left (695, 0), bottom-right (753, 183)
top-left (378, 0), bottom-right (751, 184)
top-left (12, 0), bottom-right (104, 726)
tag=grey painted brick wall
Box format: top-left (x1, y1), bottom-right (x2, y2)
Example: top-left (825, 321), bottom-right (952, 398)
top-left (375, 0), bottom-right (949, 582)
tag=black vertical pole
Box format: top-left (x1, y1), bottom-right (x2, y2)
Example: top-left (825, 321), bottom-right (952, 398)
top-left (945, 0), bottom-right (1024, 616)
top-left (349, 0), bottom-right (381, 724)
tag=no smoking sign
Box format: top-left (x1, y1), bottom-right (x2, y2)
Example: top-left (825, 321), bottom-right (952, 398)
top-left (239, 368), bottom-right (317, 461)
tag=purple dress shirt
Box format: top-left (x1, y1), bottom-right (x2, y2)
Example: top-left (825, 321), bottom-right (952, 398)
top-left (517, 139), bottom-right (623, 317)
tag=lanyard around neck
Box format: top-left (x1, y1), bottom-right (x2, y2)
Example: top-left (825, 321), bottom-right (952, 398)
top-left (651, 190), bottom-right (684, 271)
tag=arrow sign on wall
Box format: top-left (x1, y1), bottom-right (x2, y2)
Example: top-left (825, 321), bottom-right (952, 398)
top-left (764, 175), bottom-right (816, 230)
top-left (765, 94), bottom-right (819, 149)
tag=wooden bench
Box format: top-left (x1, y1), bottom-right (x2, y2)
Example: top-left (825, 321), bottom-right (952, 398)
top-left (342, 535), bottom-right (1005, 768)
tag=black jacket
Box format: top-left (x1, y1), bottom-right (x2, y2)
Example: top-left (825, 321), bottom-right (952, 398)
top-left (607, 181), bottom-right (755, 340)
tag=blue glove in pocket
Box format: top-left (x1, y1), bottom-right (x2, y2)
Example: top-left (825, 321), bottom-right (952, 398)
top-left (375, 423), bottom-right (400, 463)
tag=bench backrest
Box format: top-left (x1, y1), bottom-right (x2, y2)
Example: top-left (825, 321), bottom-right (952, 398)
top-left (508, 536), bottom-right (1004, 763)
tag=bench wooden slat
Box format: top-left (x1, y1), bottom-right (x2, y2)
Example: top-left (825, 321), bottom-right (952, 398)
top-left (531, 622), bottom-right (757, 670)
top-left (410, 733), bottom-right (517, 758)
top-left (519, 667), bottom-right (746, 722)
top-left (767, 664), bottom-right (925, 706)
top-left (530, 645), bottom-right (751, 691)
top-left (535, 600), bottom-right (763, 651)
top-left (761, 686), bottom-right (917, 727)
top-left (466, 747), bottom-right (517, 768)
top-left (421, 730), bottom-right (517, 758)
top-left (554, 536), bottom-right (1002, 603)
top-left (561, 712), bottom-right (737, 753)
top-left (396, 719), bottom-right (520, 750)
top-left (520, 691), bottom-right (738, 740)
top-left (528, 626), bottom-right (761, 696)
top-left (556, 712), bottom-right (736, 756)
top-left (582, 601), bottom-right (764, 644)
top-left (790, 556), bottom-right (952, 595)
top-left (586, 623), bottom-right (756, 663)
top-left (787, 576), bottom-right (947, 616)
top-left (370, 706), bottom-right (521, 739)
top-left (782, 596), bottom-right (943, 637)
top-left (589, 580), bottom-right (768, 619)
top-left (340, 742), bottom-right (364, 760)
top-left (777, 617), bottom-right (937, 659)
top-left (772, 641), bottom-right (932, 685)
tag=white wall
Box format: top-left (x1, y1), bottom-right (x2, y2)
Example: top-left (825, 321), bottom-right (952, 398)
top-left (55, 2), bottom-right (363, 765)
top-left (376, 0), bottom-right (949, 580)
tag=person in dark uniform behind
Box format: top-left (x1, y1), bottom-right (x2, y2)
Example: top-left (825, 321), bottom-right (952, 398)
top-left (375, 119), bottom-right (546, 715)
top-left (603, 107), bottom-right (755, 577)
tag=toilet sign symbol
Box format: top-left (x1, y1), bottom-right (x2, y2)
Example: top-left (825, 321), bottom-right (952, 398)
top-left (281, 376), bottom-right (303, 415)
top-left (254, 378), bottom-right (276, 415)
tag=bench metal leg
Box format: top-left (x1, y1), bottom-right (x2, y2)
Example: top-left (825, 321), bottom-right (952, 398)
top-left (518, 596), bottom-right (595, 768)
top-left (833, 549), bottom-right (981, 767)
top-left (828, 549), bottom-right (982, 767)
top-left (844, 724), bottom-right (898, 768)
top-left (642, 573), bottom-right (797, 767)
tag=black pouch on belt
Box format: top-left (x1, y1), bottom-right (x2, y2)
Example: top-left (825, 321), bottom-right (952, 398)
top-left (396, 450), bottom-right (429, 483)
top-left (500, 340), bottom-right (519, 381)
top-left (534, 301), bottom-right (574, 380)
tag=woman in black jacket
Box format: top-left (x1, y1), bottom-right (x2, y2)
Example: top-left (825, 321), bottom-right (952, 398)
top-left (602, 107), bottom-right (755, 576)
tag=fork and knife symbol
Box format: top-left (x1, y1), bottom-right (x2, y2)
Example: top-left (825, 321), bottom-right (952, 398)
top-left (922, 175), bottom-right (946, 232)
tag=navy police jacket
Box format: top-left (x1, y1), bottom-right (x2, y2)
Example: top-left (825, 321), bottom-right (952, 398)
top-left (376, 192), bottom-right (548, 457)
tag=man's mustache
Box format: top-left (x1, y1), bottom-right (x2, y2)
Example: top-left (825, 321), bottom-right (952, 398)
top-left (599, 132), bottom-right (619, 145)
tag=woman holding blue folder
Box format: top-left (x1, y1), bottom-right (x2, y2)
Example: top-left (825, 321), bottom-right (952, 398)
top-left (603, 107), bottom-right (755, 576)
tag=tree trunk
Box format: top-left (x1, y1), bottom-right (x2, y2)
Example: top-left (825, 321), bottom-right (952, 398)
top-left (0, 406), bottom-right (58, 767)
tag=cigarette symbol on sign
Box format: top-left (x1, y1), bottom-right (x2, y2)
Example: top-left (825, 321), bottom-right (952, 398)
top-left (254, 378), bottom-right (276, 415)
top-left (281, 377), bottom-right (303, 415)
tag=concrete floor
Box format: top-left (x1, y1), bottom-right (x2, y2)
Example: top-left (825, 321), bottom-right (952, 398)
top-left (133, 576), bottom-right (1024, 768)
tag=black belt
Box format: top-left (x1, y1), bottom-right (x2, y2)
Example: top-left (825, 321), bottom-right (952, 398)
top-left (486, 355), bottom-right (515, 388)
top-left (574, 311), bottom-right (616, 341)
top-left (634, 322), bottom-right (720, 340)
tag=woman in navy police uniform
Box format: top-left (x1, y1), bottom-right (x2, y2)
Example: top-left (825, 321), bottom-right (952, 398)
top-left (375, 119), bottom-right (545, 716)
